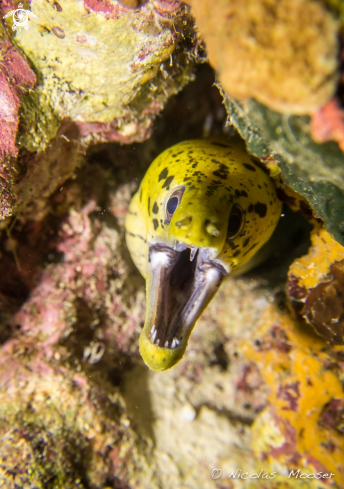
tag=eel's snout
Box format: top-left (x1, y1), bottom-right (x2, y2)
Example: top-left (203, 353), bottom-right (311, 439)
top-left (169, 205), bottom-right (227, 252)
top-left (140, 243), bottom-right (228, 371)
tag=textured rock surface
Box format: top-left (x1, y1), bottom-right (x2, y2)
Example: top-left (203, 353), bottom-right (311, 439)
top-left (0, 160), bottom-right (154, 488)
top-left (0, 0), bottom-right (199, 220)
top-left (188, 0), bottom-right (339, 114)
top-left (0, 4), bottom-right (343, 485)
top-left (0, 356), bottom-right (156, 488)
top-left (0, 22), bottom-right (36, 219)
top-left (4, 0), bottom-right (196, 151)
top-left (0, 97), bottom-right (343, 486)
top-left (288, 226), bottom-right (344, 344)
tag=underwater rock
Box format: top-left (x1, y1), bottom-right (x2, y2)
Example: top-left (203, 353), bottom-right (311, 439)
top-left (2, 0), bottom-right (196, 152)
top-left (0, 163), bottom-right (156, 487)
top-left (246, 304), bottom-right (344, 487)
top-left (188, 0), bottom-right (339, 115)
top-left (287, 226), bottom-right (344, 344)
top-left (0, 0), bottom-right (199, 220)
top-left (0, 22), bottom-right (36, 220)
top-left (0, 354), bottom-right (156, 488)
top-left (11, 181), bottom-right (145, 365)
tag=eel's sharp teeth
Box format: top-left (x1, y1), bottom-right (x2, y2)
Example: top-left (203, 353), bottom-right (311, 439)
top-left (156, 339), bottom-right (160, 345)
top-left (172, 338), bottom-right (179, 348)
top-left (150, 324), bottom-right (156, 335)
top-left (190, 246), bottom-right (198, 261)
top-left (164, 340), bottom-right (169, 348)
top-left (151, 330), bottom-right (157, 343)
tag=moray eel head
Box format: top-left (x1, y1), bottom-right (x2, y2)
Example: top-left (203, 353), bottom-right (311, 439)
top-left (125, 138), bottom-right (282, 371)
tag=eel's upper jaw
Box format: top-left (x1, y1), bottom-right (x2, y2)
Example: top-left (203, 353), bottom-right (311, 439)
top-left (139, 242), bottom-right (228, 372)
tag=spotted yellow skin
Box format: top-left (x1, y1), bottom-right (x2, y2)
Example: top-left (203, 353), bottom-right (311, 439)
top-left (125, 137), bottom-right (282, 371)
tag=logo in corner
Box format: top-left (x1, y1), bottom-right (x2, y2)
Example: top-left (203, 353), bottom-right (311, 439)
top-left (3, 3), bottom-right (38, 32)
top-left (211, 468), bottom-right (222, 480)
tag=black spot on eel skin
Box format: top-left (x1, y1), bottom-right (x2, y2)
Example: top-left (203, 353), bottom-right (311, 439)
top-left (212, 164), bottom-right (230, 180)
top-left (254, 203), bottom-right (267, 218)
top-left (235, 189), bottom-right (248, 198)
top-left (243, 163), bottom-right (256, 172)
top-left (159, 168), bottom-right (168, 181)
top-left (162, 176), bottom-right (174, 188)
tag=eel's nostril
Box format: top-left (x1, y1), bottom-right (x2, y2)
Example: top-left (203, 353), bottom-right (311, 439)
top-left (174, 215), bottom-right (192, 229)
top-left (205, 221), bottom-right (220, 237)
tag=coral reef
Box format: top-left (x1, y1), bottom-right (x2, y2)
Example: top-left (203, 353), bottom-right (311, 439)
top-left (0, 0), bottom-right (200, 220)
top-left (0, 22), bottom-right (36, 219)
top-left (188, 0), bottom-right (339, 114)
top-left (5, 0), bottom-right (196, 152)
top-left (288, 226), bottom-right (344, 344)
top-left (0, 161), bottom-right (152, 488)
top-left (0, 0), bottom-right (343, 485)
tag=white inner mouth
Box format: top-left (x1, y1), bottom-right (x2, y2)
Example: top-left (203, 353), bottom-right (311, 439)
top-left (146, 243), bottom-right (228, 350)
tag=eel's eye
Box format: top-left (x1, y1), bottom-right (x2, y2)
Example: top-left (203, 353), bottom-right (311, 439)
top-left (167, 197), bottom-right (178, 215)
top-left (227, 205), bottom-right (245, 239)
top-left (165, 188), bottom-right (184, 223)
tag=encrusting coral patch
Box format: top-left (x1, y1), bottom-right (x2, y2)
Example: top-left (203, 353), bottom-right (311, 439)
top-left (288, 226), bottom-right (344, 344)
top-left (0, 0), bottom-right (201, 221)
top-left (188, 0), bottom-right (339, 114)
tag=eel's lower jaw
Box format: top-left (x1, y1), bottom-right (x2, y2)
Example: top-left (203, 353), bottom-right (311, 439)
top-left (139, 243), bottom-right (228, 372)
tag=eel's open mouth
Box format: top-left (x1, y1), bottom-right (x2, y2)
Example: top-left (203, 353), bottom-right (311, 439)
top-left (139, 242), bottom-right (228, 371)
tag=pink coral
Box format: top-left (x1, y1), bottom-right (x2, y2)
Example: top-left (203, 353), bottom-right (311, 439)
top-left (0, 35), bottom-right (36, 218)
top-left (311, 98), bottom-right (344, 152)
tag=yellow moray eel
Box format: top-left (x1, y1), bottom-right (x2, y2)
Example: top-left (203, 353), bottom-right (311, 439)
top-left (125, 137), bottom-right (282, 371)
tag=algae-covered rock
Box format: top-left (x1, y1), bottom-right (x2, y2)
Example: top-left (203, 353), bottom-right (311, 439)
top-left (6, 0), bottom-right (195, 152)
top-left (0, 161), bottom-right (155, 488)
top-left (0, 356), bottom-right (156, 488)
top-left (0, 0), bottom-right (199, 220)
top-left (0, 22), bottom-right (36, 220)
top-left (288, 226), bottom-right (344, 344)
top-left (221, 91), bottom-right (344, 247)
